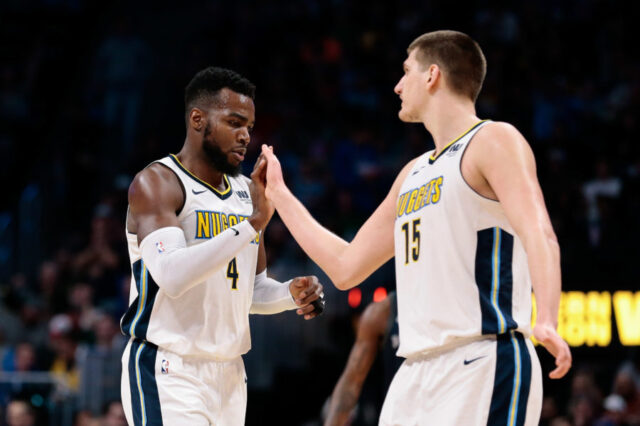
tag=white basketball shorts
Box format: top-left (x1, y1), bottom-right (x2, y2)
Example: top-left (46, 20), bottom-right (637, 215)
top-left (379, 332), bottom-right (542, 425)
top-left (121, 338), bottom-right (247, 425)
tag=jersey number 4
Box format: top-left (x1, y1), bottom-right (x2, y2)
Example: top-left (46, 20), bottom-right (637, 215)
top-left (401, 218), bottom-right (421, 264)
top-left (227, 258), bottom-right (239, 290)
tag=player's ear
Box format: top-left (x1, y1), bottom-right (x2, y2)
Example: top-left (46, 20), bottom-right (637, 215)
top-left (426, 64), bottom-right (439, 87)
top-left (189, 108), bottom-right (206, 132)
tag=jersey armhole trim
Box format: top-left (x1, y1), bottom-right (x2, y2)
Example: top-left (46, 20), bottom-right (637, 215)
top-left (459, 124), bottom-right (500, 203)
top-left (153, 160), bottom-right (187, 216)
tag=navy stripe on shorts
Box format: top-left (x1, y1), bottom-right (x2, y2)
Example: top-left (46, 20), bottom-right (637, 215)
top-left (487, 331), bottom-right (532, 426)
top-left (128, 339), bottom-right (163, 426)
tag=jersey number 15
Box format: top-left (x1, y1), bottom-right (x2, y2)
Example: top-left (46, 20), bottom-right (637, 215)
top-left (401, 218), bottom-right (421, 264)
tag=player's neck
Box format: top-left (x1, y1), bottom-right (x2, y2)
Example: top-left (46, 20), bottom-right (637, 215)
top-left (423, 97), bottom-right (479, 156)
top-left (175, 145), bottom-right (226, 190)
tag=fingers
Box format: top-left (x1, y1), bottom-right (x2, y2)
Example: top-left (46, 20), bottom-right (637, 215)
top-left (251, 155), bottom-right (267, 180)
top-left (548, 338), bottom-right (572, 379)
top-left (261, 144), bottom-right (276, 161)
top-left (252, 153), bottom-right (265, 171)
top-left (294, 277), bottom-right (321, 303)
top-left (536, 328), bottom-right (572, 379)
top-left (292, 276), bottom-right (308, 288)
top-left (296, 303), bottom-right (316, 317)
top-left (296, 288), bottom-right (320, 306)
top-left (292, 276), bottom-right (324, 319)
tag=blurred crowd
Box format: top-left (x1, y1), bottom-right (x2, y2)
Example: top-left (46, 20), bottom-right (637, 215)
top-left (1, 0), bottom-right (639, 425)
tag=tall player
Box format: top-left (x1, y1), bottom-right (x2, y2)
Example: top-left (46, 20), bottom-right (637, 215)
top-left (120, 67), bottom-right (324, 426)
top-left (260, 30), bottom-right (571, 425)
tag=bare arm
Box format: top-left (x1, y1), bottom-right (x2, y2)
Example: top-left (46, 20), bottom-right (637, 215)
top-left (468, 122), bottom-right (571, 379)
top-left (325, 298), bottom-right (391, 426)
top-left (128, 163), bottom-right (184, 242)
top-left (261, 145), bottom-right (416, 290)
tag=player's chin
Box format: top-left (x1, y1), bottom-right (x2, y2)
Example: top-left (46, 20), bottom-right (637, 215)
top-left (398, 108), bottom-right (411, 122)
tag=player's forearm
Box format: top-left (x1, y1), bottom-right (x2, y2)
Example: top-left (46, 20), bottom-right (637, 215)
top-left (523, 227), bottom-right (562, 326)
top-left (250, 270), bottom-right (297, 314)
top-left (140, 221), bottom-right (258, 298)
top-left (270, 186), bottom-right (354, 288)
top-left (326, 378), bottom-right (363, 426)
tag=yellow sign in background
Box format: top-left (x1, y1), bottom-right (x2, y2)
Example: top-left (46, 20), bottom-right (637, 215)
top-left (532, 291), bottom-right (640, 347)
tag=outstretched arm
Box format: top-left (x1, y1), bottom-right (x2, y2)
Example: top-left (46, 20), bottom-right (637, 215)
top-left (469, 122), bottom-right (572, 379)
top-left (325, 297), bottom-right (391, 425)
top-left (261, 145), bottom-right (416, 290)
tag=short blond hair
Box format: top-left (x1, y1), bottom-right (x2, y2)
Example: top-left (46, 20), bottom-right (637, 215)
top-left (408, 30), bottom-right (486, 102)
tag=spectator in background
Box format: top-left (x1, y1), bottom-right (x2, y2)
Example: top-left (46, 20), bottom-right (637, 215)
top-left (612, 369), bottom-right (640, 424)
top-left (569, 394), bottom-right (598, 426)
top-left (79, 313), bottom-right (125, 415)
top-left (101, 400), bottom-right (127, 426)
top-left (595, 394), bottom-right (627, 426)
top-left (4, 399), bottom-right (36, 426)
top-left (48, 314), bottom-right (82, 397)
top-left (67, 282), bottom-right (101, 334)
top-left (0, 342), bottom-right (47, 406)
top-left (73, 215), bottom-right (121, 287)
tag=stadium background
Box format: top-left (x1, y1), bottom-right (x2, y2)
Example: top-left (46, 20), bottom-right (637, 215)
top-left (1, 0), bottom-right (639, 425)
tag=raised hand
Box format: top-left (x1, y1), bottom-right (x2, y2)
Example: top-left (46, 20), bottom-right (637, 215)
top-left (248, 153), bottom-right (275, 231)
top-left (533, 323), bottom-right (572, 379)
top-left (260, 144), bottom-right (288, 203)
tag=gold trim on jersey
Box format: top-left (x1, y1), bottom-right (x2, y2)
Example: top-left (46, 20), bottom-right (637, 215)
top-left (169, 153), bottom-right (231, 196)
top-left (429, 119), bottom-right (489, 162)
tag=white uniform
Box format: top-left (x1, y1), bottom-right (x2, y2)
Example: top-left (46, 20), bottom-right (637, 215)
top-left (121, 154), bottom-right (259, 426)
top-left (380, 121), bottom-right (542, 425)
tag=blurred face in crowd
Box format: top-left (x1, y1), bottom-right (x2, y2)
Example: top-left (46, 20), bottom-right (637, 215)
top-left (15, 343), bottom-right (35, 372)
top-left (197, 88), bottom-right (255, 176)
top-left (6, 401), bottom-right (35, 426)
top-left (104, 401), bottom-right (127, 426)
top-left (394, 49), bottom-right (433, 123)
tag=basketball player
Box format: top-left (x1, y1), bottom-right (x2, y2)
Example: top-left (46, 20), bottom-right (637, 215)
top-left (325, 291), bottom-right (401, 426)
top-left (260, 30), bottom-right (571, 425)
top-left (120, 67), bottom-right (324, 426)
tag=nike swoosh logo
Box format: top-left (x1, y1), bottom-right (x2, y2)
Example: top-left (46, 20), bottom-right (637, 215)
top-left (231, 227), bottom-right (239, 236)
top-left (192, 189), bottom-right (207, 195)
top-left (463, 356), bottom-right (487, 365)
top-left (411, 166), bottom-right (426, 176)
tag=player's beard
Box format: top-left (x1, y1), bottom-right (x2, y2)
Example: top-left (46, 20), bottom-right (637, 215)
top-left (202, 122), bottom-right (241, 177)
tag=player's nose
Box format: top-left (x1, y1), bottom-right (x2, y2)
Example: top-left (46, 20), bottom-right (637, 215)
top-left (238, 128), bottom-right (250, 145)
top-left (394, 78), bottom-right (404, 95)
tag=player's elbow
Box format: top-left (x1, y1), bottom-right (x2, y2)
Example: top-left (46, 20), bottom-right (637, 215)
top-left (156, 277), bottom-right (188, 299)
top-left (332, 275), bottom-right (360, 291)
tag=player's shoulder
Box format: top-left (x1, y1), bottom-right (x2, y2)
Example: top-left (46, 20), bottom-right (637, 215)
top-left (129, 162), bottom-right (183, 208)
top-left (359, 296), bottom-right (392, 337)
top-left (474, 121), bottom-right (528, 146)
top-left (398, 155), bottom-right (423, 179)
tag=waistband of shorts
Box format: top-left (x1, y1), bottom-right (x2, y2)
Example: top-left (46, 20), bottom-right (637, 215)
top-left (127, 337), bottom-right (241, 363)
top-left (406, 331), bottom-right (527, 361)
top-left (129, 337), bottom-right (158, 349)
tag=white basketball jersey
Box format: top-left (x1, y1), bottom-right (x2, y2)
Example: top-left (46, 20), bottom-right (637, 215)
top-left (394, 121), bottom-right (532, 358)
top-left (121, 154), bottom-right (259, 360)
